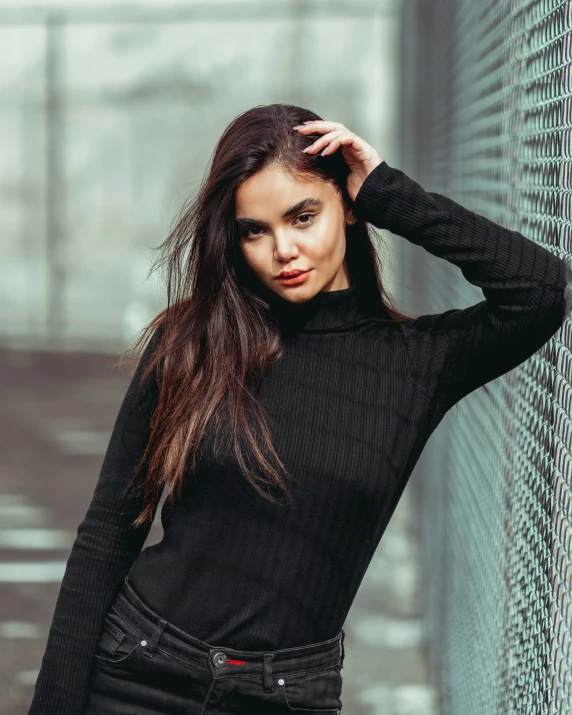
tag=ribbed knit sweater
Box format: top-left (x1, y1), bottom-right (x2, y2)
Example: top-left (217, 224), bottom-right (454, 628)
top-left (28, 160), bottom-right (568, 714)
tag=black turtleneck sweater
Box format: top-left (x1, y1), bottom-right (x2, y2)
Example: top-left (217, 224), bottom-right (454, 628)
top-left (29, 160), bottom-right (568, 714)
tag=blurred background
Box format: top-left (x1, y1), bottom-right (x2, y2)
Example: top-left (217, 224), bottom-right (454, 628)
top-left (0, 0), bottom-right (570, 714)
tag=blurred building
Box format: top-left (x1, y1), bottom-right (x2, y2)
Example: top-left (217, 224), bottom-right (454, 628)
top-left (0, 0), bottom-right (404, 352)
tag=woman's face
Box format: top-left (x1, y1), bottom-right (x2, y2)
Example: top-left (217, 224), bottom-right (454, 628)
top-left (235, 164), bottom-right (353, 302)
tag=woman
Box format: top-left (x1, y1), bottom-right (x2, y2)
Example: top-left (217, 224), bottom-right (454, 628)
top-left (28, 104), bottom-right (567, 714)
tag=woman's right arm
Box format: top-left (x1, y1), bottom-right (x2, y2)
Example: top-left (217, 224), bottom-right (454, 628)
top-left (28, 324), bottom-right (165, 715)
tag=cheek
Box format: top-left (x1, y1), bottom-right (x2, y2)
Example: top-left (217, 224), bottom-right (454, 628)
top-left (240, 242), bottom-right (268, 271)
top-left (306, 222), bottom-right (346, 260)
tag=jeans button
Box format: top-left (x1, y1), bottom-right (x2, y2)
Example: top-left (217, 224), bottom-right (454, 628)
top-left (213, 652), bottom-right (227, 668)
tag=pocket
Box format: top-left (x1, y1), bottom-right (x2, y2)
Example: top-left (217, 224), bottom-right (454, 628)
top-left (281, 664), bottom-right (342, 713)
top-left (94, 608), bottom-right (143, 667)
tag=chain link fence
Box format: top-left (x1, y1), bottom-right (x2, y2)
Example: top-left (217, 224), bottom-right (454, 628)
top-left (401, 1), bottom-right (572, 713)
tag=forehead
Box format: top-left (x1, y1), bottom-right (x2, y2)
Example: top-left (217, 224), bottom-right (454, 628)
top-left (235, 165), bottom-right (335, 217)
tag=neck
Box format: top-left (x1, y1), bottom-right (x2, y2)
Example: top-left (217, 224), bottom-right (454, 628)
top-left (263, 282), bottom-right (372, 334)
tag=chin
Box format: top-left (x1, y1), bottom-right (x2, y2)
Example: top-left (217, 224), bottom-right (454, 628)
top-left (281, 291), bottom-right (316, 303)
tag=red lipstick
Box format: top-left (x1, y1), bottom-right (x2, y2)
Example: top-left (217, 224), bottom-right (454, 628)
top-left (276, 269), bottom-right (312, 286)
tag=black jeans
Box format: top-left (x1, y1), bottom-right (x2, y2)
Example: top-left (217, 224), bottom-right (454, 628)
top-left (85, 575), bottom-right (346, 714)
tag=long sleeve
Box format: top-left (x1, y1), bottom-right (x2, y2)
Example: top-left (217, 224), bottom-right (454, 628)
top-left (353, 160), bottom-right (569, 415)
top-left (28, 324), bottom-right (165, 715)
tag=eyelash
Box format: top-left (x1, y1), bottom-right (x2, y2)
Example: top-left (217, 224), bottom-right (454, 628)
top-left (240, 213), bottom-right (316, 238)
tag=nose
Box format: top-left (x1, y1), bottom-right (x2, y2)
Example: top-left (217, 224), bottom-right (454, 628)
top-left (273, 230), bottom-right (300, 261)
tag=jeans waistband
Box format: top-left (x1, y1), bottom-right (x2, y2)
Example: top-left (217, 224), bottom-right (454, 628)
top-left (113, 575), bottom-right (345, 679)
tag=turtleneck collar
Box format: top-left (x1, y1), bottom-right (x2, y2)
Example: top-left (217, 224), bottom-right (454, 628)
top-left (264, 282), bottom-right (371, 334)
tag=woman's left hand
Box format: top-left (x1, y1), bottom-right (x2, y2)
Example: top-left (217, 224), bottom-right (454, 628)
top-left (293, 120), bottom-right (383, 202)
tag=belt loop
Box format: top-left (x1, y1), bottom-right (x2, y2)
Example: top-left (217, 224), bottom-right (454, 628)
top-left (262, 653), bottom-right (275, 692)
top-left (142, 617), bottom-right (167, 659)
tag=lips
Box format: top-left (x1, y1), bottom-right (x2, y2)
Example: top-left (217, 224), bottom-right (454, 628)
top-left (277, 269), bottom-right (310, 278)
top-left (275, 269), bottom-right (312, 286)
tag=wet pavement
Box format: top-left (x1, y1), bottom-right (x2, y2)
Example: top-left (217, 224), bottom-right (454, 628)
top-left (0, 345), bottom-right (439, 714)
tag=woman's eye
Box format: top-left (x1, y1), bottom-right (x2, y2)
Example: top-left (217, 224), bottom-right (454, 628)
top-left (244, 226), bottom-right (264, 237)
top-left (295, 213), bottom-right (315, 226)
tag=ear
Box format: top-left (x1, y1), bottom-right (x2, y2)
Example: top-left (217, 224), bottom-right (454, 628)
top-left (346, 210), bottom-right (357, 225)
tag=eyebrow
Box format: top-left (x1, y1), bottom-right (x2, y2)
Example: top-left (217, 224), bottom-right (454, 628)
top-left (236, 197), bottom-right (323, 226)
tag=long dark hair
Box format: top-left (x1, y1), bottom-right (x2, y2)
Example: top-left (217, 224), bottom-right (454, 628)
top-left (114, 103), bottom-right (480, 528)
